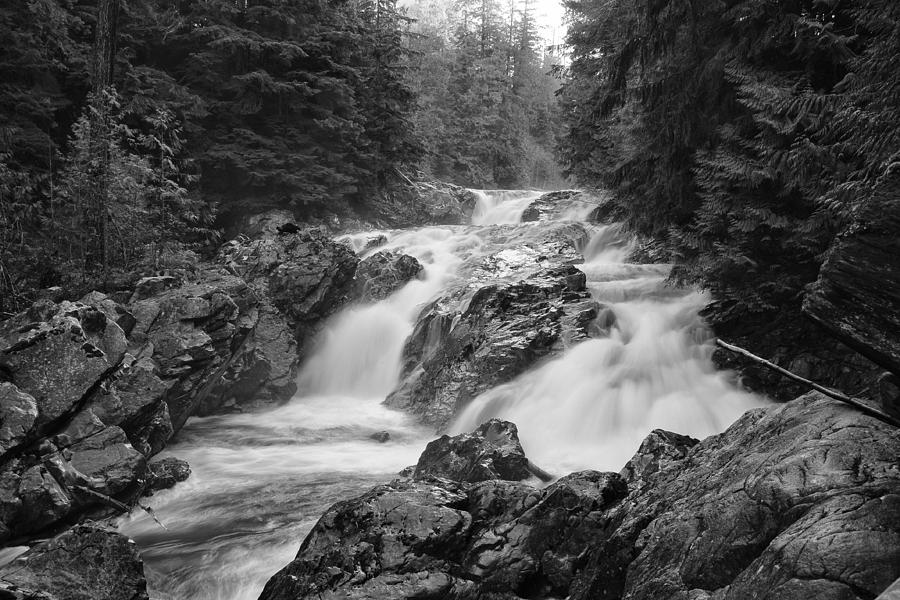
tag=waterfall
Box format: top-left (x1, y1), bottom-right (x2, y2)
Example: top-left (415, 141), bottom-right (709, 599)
top-left (121, 188), bottom-right (762, 600)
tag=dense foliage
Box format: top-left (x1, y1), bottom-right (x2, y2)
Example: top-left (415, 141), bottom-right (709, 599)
top-left (0, 0), bottom-right (421, 314)
top-left (404, 0), bottom-right (566, 189)
top-left (558, 0), bottom-right (900, 321)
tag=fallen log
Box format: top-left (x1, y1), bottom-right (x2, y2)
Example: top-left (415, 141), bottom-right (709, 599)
top-left (716, 339), bottom-right (900, 428)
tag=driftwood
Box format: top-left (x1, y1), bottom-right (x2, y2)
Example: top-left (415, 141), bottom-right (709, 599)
top-left (716, 339), bottom-right (900, 428)
top-left (526, 460), bottom-right (554, 483)
top-left (75, 485), bottom-right (167, 530)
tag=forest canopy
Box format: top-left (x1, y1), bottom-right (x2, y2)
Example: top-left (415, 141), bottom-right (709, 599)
top-left (557, 0), bottom-right (900, 322)
top-left (0, 0), bottom-right (564, 314)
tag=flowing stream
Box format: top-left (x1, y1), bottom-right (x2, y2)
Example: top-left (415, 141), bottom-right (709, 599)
top-left (120, 190), bottom-right (762, 599)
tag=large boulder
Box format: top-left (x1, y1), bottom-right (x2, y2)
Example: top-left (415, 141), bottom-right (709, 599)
top-left (570, 392), bottom-right (900, 600)
top-left (363, 181), bottom-right (478, 227)
top-left (353, 251), bottom-right (424, 303)
top-left (413, 419), bottom-right (531, 482)
top-left (218, 227), bottom-right (359, 350)
top-left (0, 524), bottom-right (148, 600)
top-left (261, 393), bottom-right (900, 600)
top-left (385, 265), bottom-right (601, 428)
top-left (0, 302), bottom-right (126, 442)
top-left (521, 190), bottom-right (614, 223)
top-left (259, 470), bottom-right (627, 600)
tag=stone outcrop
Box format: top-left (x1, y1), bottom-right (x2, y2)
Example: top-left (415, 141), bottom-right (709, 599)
top-left (0, 524), bottom-right (148, 600)
top-left (521, 189), bottom-right (615, 223)
top-left (261, 393), bottom-right (900, 600)
top-left (0, 225), bottom-right (361, 543)
top-left (413, 419), bottom-right (531, 483)
top-left (364, 181), bottom-right (478, 227)
top-left (385, 265), bottom-right (601, 428)
top-left (218, 227), bottom-right (359, 354)
top-left (352, 251), bottom-right (424, 303)
top-left (804, 179), bottom-right (900, 380)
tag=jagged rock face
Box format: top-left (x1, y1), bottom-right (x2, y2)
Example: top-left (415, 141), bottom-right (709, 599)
top-left (353, 251), bottom-right (424, 303)
top-left (385, 265), bottom-right (601, 428)
top-left (0, 524), bottom-right (148, 600)
top-left (363, 181), bottom-right (478, 227)
top-left (414, 419), bottom-right (530, 482)
top-left (146, 457), bottom-right (191, 493)
top-left (258, 470), bottom-right (628, 600)
top-left (804, 184), bottom-right (900, 380)
top-left (218, 227), bottom-right (359, 349)
top-left (0, 302), bottom-right (126, 437)
top-left (261, 394), bottom-right (900, 600)
top-left (520, 190), bottom-right (612, 223)
top-left (570, 392), bottom-right (900, 600)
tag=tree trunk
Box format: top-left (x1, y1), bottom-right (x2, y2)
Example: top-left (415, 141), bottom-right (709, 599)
top-left (89, 0), bottom-right (120, 276)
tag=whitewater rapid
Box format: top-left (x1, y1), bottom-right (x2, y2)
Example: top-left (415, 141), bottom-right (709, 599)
top-left (120, 189), bottom-right (762, 599)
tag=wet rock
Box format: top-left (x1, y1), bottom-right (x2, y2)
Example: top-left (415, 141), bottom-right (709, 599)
top-left (386, 265), bottom-right (601, 428)
top-left (521, 190), bottom-right (611, 223)
top-left (264, 394), bottom-right (900, 600)
top-left (15, 465), bottom-right (71, 534)
top-left (353, 251), bottom-right (423, 302)
top-left (369, 431), bottom-right (391, 443)
top-left (66, 426), bottom-right (146, 497)
top-left (365, 181), bottom-right (478, 227)
top-left (414, 419), bottom-right (530, 482)
top-left (0, 302), bottom-right (126, 437)
top-left (619, 429), bottom-right (698, 489)
top-left (86, 357), bottom-right (172, 456)
top-left (570, 392), bottom-right (900, 600)
top-left (879, 577), bottom-right (900, 599)
top-left (219, 227), bottom-right (359, 348)
top-left (146, 457), bottom-right (191, 493)
top-left (0, 384), bottom-right (38, 457)
top-left (0, 524), bottom-right (148, 600)
top-left (363, 234), bottom-right (388, 251)
top-left (259, 466), bottom-right (626, 600)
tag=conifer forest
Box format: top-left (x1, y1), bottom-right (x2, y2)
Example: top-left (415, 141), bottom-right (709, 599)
top-left (0, 2), bottom-right (898, 600)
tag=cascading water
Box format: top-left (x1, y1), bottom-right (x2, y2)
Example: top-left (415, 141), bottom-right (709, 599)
top-left (121, 189), bottom-right (762, 599)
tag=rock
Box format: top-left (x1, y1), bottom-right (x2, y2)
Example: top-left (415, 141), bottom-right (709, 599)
top-left (15, 465), bottom-right (71, 534)
top-left (879, 577), bottom-right (900, 599)
top-left (0, 524), bottom-right (148, 600)
top-left (520, 190), bottom-right (610, 223)
top-left (219, 227), bottom-right (359, 349)
top-left (353, 251), bottom-right (423, 302)
top-left (0, 383), bottom-right (38, 457)
top-left (131, 276), bottom-right (180, 302)
top-left (146, 457), bottom-right (191, 493)
top-left (386, 265), bottom-right (601, 428)
top-left (259, 469), bottom-right (627, 600)
top-left (263, 394), bottom-right (900, 600)
top-left (363, 234), bottom-right (388, 251)
top-left (804, 176), bottom-right (900, 379)
top-left (66, 426), bottom-right (146, 497)
top-left (362, 181), bottom-right (478, 227)
top-left (570, 392), bottom-right (900, 600)
top-left (619, 429), bottom-right (698, 489)
top-left (369, 431), bottom-right (391, 443)
top-left (265, 230), bottom-right (359, 331)
top-left (0, 302), bottom-right (126, 438)
top-left (86, 357), bottom-right (172, 456)
top-left (414, 419), bottom-right (531, 482)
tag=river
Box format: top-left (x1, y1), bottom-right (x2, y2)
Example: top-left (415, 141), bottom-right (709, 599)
top-left (119, 189), bottom-right (762, 599)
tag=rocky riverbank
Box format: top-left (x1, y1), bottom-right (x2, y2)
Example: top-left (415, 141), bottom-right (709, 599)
top-left (260, 392), bottom-right (900, 600)
top-left (1, 186), bottom-right (897, 600)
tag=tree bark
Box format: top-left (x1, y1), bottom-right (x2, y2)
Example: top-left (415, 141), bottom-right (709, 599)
top-left (90, 0), bottom-right (120, 275)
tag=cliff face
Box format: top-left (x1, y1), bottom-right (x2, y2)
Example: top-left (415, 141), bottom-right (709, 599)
top-left (804, 176), bottom-right (900, 382)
